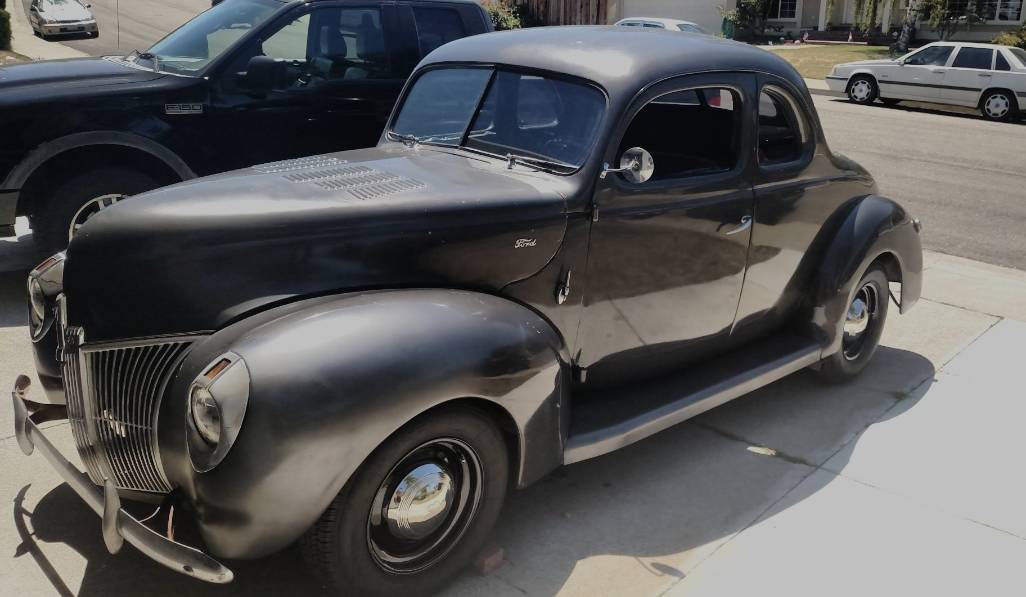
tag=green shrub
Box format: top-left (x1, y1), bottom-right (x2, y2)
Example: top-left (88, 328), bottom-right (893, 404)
top-left (993, 25), bottom-right (1026, 50)
top-left (0, 9), bottom-right (12, 52)
top-left (482, 0), bottom-right (522, 31)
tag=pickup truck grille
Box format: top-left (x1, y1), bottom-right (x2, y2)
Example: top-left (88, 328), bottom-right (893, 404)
top-left (60, 316), bottom-right (192, 493)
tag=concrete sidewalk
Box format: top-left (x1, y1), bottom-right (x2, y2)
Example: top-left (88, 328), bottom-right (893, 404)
top-left (1, 247), bottom-right (1024, 596)
top-left (6, 0), bottom-right (87, 60)
top-left (806, 77), bottom-right (842, 97)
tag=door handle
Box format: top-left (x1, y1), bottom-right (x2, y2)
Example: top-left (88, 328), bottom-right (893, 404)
top-left (978, 73), bottom-right (992, 77)
top-left (930, 69), bottom-right (945, 74)
top-left (723, 215), bottom-right (752, 236)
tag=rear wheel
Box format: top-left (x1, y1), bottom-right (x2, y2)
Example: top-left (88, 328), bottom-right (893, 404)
top-left (301, 407), bottom-right (509, 597)
top-left (847, 75), bottom-right (878, 105)
top-left (33, 167), bottom-right (162, 254)
top-left (980, 90), bottom-right (1018, 122)
top-left (816, 266), bottom-right (889, 383)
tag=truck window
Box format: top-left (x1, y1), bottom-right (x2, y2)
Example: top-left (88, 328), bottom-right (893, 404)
top-left (413, 7), bottom-right (466, 56)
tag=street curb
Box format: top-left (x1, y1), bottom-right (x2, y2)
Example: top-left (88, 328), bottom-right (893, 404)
top-left (808, 87), bottom-right (844, 98)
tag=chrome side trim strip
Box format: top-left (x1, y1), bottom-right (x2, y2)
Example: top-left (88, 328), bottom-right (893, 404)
top-left (562, 344), bottom-right (823, 465)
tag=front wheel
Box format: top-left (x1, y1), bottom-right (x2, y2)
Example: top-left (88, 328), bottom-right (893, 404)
top-left (816, 266), bottom-right (889, 383)
top-left (847, 76), bottom-right (878, 105)
top-left (980, 90), bottom-right (1018, 122)
top-left (33, 167), bottom-right (163, 254)
top-left (301, 407), bottom-right (509, 597)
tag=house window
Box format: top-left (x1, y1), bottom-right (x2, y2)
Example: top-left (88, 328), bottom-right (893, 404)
top-left (768, 0), bottom-right (798, 20)
top-left (980, 0), bottom-right (1024, 22)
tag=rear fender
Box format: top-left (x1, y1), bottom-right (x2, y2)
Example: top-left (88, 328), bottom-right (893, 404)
top-left (811, 195), bottom-right (923, 354)
top-left (159, 289), bottom-right (570, 559)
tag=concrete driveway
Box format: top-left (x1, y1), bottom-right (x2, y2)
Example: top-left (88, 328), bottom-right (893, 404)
top-left (3, 208), bottom-right (1026, 596)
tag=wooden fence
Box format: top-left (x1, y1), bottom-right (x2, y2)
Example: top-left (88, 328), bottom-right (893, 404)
top-left (516, 0), bottom-right (609, 26)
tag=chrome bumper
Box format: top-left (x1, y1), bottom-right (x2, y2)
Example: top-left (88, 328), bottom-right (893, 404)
top-left (11, 375), bottom-right (233, 584)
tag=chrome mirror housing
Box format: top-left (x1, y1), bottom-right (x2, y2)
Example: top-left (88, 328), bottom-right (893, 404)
top-left (601, 146), bottom-right (654, 183)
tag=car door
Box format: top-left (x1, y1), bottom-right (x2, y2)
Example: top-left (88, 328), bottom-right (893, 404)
top-left (209, 2), bottom-right (402, 170)
top-left (577, 73), bottom-right (756, 385)
top-left (885, 44), bottom-right (955, 101)
top-left (942, 46), bottom-right (994, 106)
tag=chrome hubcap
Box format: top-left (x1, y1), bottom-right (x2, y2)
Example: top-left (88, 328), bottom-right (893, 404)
top-left (368, 438), bottom-right (482, 574)
top-left (851, 80), bottom-right (872, 101)
top-left (843, 282), bottom-right (878, 360)
top-left (985, 94), bottom-right (1010, 118)
top-left (68, 194), bottom-right (125, 241)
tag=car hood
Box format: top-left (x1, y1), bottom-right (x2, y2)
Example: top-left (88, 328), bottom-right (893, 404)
top-left (838, 59), bottom-right (897, 68)
top-left (64, 146), bottom-right (571, 341)
top-left (37, 1), bottom-right (93, 21)
top-left (0, 57), bottom-right (163, 95)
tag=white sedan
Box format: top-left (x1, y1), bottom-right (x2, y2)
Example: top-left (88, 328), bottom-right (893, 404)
top-left (29, 0), bottom-right (98, 40)
top-left (826, 42), bottom-right (1026, 121)
top-left (614, 17), bottom-right (710, 35)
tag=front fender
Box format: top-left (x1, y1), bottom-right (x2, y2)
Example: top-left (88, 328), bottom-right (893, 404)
top-left (811, 195), bottom-right (923, 353)
top-left (159, 289), bottom-right (570, 559)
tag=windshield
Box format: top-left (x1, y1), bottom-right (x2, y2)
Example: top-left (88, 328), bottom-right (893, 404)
top-left (390, 67), bottom-right (606, 171)
top-left (140, 0), bottom-right (283, 76)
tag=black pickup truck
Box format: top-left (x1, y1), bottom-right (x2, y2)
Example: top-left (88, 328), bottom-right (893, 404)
top-left (0, 0), bottom-right (491, 252)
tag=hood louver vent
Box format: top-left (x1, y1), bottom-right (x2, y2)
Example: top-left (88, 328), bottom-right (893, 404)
top-left (252, 156), bottom-right (344, 174)
top-left (283, 165), bottom-right (375, 183)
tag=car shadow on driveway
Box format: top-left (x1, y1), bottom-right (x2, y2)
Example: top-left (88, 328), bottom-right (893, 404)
top-left (13, 347), bottom-right (935, 597)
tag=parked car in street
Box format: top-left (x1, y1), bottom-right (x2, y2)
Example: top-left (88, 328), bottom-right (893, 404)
top-left (13, 26), bottom-right (923, 597)
top-left (827, 41), bottom-right (1026, 121)
top-left (0, 0), bottom-right (491, 252)
top-left (614, 16), bottom-right (710, 34)
top-left (28, 0), bottom-right (98, 39)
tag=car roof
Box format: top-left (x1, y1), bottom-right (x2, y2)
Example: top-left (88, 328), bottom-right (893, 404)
top-left (920, 40), bottom-right (1017, 51)
top-left (421, 26), bottom-right (804, 97)
top-left (616, 17), bottom-right (701, 27)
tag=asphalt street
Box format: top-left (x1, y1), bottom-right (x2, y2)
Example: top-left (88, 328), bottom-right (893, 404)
top-left (813, 95), bottom-right (1026, 271)
top-left (19, 0), bottom-right (208, 56)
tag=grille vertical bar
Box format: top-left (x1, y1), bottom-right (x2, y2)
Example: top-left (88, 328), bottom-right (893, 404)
top-left (62, 328), bottom-right (193, 494)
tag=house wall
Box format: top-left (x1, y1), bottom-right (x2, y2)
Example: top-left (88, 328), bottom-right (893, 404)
top-left (611, 0), bottom-right (736, 34)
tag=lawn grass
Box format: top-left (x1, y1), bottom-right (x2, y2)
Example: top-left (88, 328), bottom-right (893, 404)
top-left (767, 45), bottom-right (894, 79)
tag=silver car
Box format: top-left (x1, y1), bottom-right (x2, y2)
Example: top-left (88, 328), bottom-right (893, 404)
top-left (29, 0), bottom-right (99, 39)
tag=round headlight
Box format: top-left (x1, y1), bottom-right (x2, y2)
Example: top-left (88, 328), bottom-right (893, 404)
top-left (190, 386), bottom-right (222, 447)
top-left (28, 277), bottom-right (46, 333)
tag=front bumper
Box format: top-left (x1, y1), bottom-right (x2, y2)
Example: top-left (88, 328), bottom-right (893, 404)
top-left (11, 375), bottom-right (233, 584)
top-left (825, 75), bottom-right (848, 93)
top-left (39, 21), bottom-right (98, 35)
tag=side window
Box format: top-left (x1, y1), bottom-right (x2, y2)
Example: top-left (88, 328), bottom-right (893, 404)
top-left (618, 86), bottom-right (741, 181)
top-left (952, 47), bottom-right (994, 70)
top-left (758, 87), bottom-right (807, 165)
top-left (413, 7), bottom-right (466, 56)
top-left (996, 51), bottom-right (1011, 71)
top-left (261, 14), bottom-right (310, 61)
top-left (904, 45), bottom-right (954, 66)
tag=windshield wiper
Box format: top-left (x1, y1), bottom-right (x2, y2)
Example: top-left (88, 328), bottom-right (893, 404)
top-left (387, 131), bottom-right (421, 147)
top-left (125, 50), bottom-right (161, 73)
top-left (503, 153), bottom-right (576, 174)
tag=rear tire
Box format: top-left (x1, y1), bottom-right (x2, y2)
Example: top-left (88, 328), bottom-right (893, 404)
top-left (847, 75), bottom-right (878, 105)
top-left (33, 167), bottom-right (162, 255)
top-left (979, 90), bottom-right (1018, 122)
top-left (816, 265), bottom-right (889, 383)
top-left (301, 407), bottom-right (509, 597)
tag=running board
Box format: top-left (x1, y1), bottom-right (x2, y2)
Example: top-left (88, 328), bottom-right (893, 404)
top-left (563, 336), bottom-right (823, 465)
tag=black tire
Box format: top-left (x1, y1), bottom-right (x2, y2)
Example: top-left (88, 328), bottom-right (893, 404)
top-left (879, 98), bottom-right (901, 107)
top-left (301, 407), bottom-right (509, 597)
top-left (979, 89), bottom-right (1018, 122)
top-left (33, 166), bottom-right (162, 255)
top-left (846, 75), bottom-right (879, 105)
top-left (816, 265), bottom-right (889, 383)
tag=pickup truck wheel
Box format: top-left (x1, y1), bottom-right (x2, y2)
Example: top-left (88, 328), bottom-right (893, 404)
top-left (34, 167), bottom-right (161, 254)
top-left (847, 76), bottom-right (878, 105)
top-left (301, 408), bottom-right (509, 597)
top-left (816, 266), bottom-right (889, 383)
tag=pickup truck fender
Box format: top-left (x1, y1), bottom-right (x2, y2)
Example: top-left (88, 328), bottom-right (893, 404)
top-left (810, 194), bottom-right (923, 354)
top-left (159, 289), bottom-right (570, 559)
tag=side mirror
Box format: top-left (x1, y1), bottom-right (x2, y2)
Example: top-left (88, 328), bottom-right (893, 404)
top-left (896, 58), bottom-right (906, 66)
top-left (239, 55), bottom-right (285, 95)
top-left (601, 147), bottom-right (654, 184)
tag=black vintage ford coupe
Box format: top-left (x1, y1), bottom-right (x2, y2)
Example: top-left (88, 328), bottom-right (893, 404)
top-left (14, 26), bottom-right (922, 596)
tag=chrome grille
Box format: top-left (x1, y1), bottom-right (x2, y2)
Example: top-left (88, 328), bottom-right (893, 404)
top-left (61, 320), bottom-right (193, 493)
